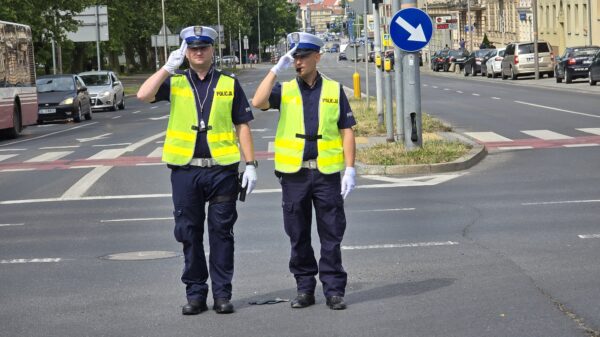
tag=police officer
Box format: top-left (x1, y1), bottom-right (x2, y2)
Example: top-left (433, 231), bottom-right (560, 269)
top-left (137, 26), bottom-right (257, 315)
top-left (252, 32), bottom-right (356, 310)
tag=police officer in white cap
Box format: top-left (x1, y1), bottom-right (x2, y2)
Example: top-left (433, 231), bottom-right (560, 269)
top-left (252, 32), bottom-right (356, 310)
top-left (137, 26), bottom-right (257, 315)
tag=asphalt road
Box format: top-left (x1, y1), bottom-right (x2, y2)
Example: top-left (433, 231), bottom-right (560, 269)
top-left (0, 57), bottom-right (599, 337)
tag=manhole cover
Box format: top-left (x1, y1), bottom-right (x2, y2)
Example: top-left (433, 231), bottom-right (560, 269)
top-left (101, 251), bottom-right (180, 261)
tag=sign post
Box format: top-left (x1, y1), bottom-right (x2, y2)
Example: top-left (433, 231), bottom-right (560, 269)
top-left (390, 7), bottom-right (433, 149)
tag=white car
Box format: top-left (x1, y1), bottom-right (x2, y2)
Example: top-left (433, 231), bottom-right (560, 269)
top-left (79, 71), bottom-right (125, 111)
top-left (485, 48), bottom-right (506, 78)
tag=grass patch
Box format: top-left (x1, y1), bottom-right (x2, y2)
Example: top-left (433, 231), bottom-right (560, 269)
top-left (351, 97), bottom-right (470, 166)
top-left (124, 85), bottom-right (140, 96)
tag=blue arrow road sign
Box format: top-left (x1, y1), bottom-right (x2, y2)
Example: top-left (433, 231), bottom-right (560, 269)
top-left (390, 8), bottom-right (433, 52)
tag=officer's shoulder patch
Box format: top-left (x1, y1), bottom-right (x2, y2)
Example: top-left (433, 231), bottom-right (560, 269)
top-left (218, 69), bottom-right (237, 78)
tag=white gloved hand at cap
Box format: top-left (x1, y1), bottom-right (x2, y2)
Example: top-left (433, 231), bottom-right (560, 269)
top-left (163, 40), bottom-right (187, 74)
top-left (340, 167), bottom-right (356, 199)
top-left (270, 46), bottom-right (297, 77)
top-left (242, 164), bottom-right (257, 195)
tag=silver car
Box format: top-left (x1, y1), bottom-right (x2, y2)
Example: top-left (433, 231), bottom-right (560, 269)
top-left (79, 71), bottom-right (125, 111)
top-left (501, 41), bottom-right (555, 79)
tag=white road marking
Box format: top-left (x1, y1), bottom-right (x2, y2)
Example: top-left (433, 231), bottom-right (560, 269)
top-left (0, 223), bottom-right (24, 227)
top-left (88, 149), bottom-right (129, 160)
top-left (456, 90), bottom-right (463, 94)
top-left (77, 133), bottom-right (112, 143)
top-left (0, 148), bottom-right (26, 152)
top-left (563, 143), bottom-right (599, 148)
top-left (149, 115), bottom-right (169, 120)
top-left (0, 168), bottom-right (35, 172)
top-left (155, 140), bottom-right (164, 144)
top-left (578, 234), bottom-right (600, 239)
top-left (150, 106), bottom-right (158, 110)
top-left (251, 128), bottom-right (269, 132)
top-left (0, 154), bottom-right (18, 162)
top-left (432, 86), bottom-right (438, 88)
top-left (498, 146), bottom-right (534, 151)
top-left (132, 110), bottom-right (140, 114)
top-left (268, 141), bottom-right (275, 153)
top-left (61, 166), bottom-right (113, 199)
top-left (262, 136), bottom-right (275, 139)
top-left (521, 130), bottom-right (573, 140)
top-left (514, 101), bottom-right (600, 119)
top-left (352, 208), bottom-right (415, 212)
top-left (1, 258), bottom-right (62, 264)
top-left (577, 128), bottom-right (600, 135)
top-left (464, 132), bottom-right (512, 142)
top-left (92, 143), bottom-right (132, 147)
top-left (112, 116), bottom-right (122, 119)
top-left (472, 93), bottom-right (480, 96)
top-left (491, 97), bottom-right (501, 100)
top-left (25, 151), bottom-right (72, 163)
top-left (101, 217), bottom-right (172, 223)
top-left (342, 241), bottom-right (459, 250)
top-left (147, 147), bottom-right (163, 158)
top-left (39, 145), bottom-right (80, 150)
top-left (522, 199), bottom-right (600, 206)
top-left (444, 88), bottom-right (450, 91)
top-left (0, 122), bottom-right (97, 147)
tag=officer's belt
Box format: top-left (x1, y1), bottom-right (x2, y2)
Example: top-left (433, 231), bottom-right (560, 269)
top-left (189, 158), bottom-right (219, 167)
top-left (191, 125), bottom-right (212, 133)
top-left (301, 159), bottom-right (318, 169)
top-left (295, 133), bottom-right (322, 141)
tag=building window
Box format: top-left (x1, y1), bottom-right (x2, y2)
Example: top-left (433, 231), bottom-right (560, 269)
top-left (575, 4), bottom-right (579, 34)
top-left (546, 5), bottom-right (550, 33)
top-left (583, 3), bottom-right (588, 35)
top-left (567, 4), bottom-right (571, 34)
top-left (553, 5), bottom-right (557, 34)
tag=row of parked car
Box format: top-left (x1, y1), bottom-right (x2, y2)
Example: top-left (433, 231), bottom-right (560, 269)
top-left (430, 42), bottom-right (600, 85)
top-left (36, 71), bottom-right (125, 124)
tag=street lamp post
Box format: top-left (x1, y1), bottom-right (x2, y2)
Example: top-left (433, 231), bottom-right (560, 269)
top-left (161, 0), bottom-right (168, 61)
top-left (258, 0), bottom-right (262, 63)
top-left (217, 0), bottom-right (223, 66)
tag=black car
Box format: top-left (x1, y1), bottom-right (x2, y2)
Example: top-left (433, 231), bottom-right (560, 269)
top-left (589, 50), bottom-right (600, 86)
top-left (36, 74), bottom-right (92, 124)
top-left (555, 46), bottom-right (600, 83)
top-left (442, 49), bottom-right (469, 72)
top-left (463, 49), bottom-right (494, 76)
top-left (338, 52), bottom-right (347, 61)
top-left (431, 50), bottom-right (449, 71)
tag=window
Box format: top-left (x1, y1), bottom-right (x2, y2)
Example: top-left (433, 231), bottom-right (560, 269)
top-left (583, 3), bottom-right (588, 35)
top-left (567, 5), bottom-right (571, 34)
top-left (575, 4), bottom-right (579, 34)
top-left (553, 5), bottom-right (557, 33)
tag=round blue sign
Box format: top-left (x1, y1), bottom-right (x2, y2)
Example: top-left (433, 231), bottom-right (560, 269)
top-left (390, 8), bottom-right (433, 52)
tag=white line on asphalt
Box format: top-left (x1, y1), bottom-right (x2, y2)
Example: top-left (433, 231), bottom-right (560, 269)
top-left (147, 147), bottom-right (163, 158)
top-left (522, 199), bottom-right (600, 206)
top-left (497, 146), bottom-right (534, 151)
top-left (0, 148), bottom-right (26, 152)
top-left (61, 166), bottom-right (113, 199)
top-left (578, 234), bottom-right (600, 239)
top-left (0, 122), bottom-right (97, 147)
top-left (472, 93), bottom-right (480, 96)
top-left (132, 110), bottom-right (140, 114)
top-left (456, 90), bottom-right (463, 94)
top-left (577, 128), bottom-right (600, 135)
top-left (112, 116), bottom-right (122, 119)
top-left (0, 168), bottom-right (35, 172)
top-left (0, 223), bottom-right (24, 227)
top-left (149, 115), bottom-right (169, 120)
top-left (0, 194), bottom-right (172, 205)
top-left (25, 151), bottom-right (73, 163)
top-left (352, 208), bottom-right (415, 212)
top-left (150, 106), bottom-right (158, 109)
top-left (92, 143), bottom-right (132, 147)
top-left (268, 141), bottom-right (275, 153)
top-left (444, 88), bottom-right (450, 91)
top-left (101, 217), bottom-right (172, 223)
top-left (563, 143), bottom-right (599, 148)
top-left (0, 154), bottom-right (18, 162)
top-left (1, 258), bottom-right (62, 264)
top-left (464, 132), bottom-right (512, 142)
top-left (262, 136), bottom-right (275, 139)
top-left (514, 101), bottom-right (600, 119)
top-left (342, 241), bottom-right (459, 250)
top-left (521, 130), bottom-right (573, 140)
top-left (88, 149), bottom-right (129, 160)
top-left (491, 97), bottom-right (501, 100)
top-left (39, 146), bottom-right (80, 150)
top-left (432, 86), bottom-right (438, 88)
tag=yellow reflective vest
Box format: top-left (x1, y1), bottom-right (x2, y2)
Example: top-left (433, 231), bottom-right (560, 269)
top-left (162, 72), bottom-right (240, 166)
top-left (274, 77), bottom-right (345, 174)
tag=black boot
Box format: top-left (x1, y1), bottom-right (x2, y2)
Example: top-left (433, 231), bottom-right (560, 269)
top-left (325, 296), bottom-right (347, 310)
top-left (290, 293), bottom-right (315, 309)
top-left (182, 299), bottom-right (208, 315)
top-left (213, 298), bottom-right (234, 314)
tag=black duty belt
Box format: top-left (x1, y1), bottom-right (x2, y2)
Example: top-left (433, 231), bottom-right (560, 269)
top-left (295, 133), bottom-right (322, 141)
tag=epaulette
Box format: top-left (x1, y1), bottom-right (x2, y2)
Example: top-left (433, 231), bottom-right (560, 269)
top-left (217, 69), bottom-right (236, 78)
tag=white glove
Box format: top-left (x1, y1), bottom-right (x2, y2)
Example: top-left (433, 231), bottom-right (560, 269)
top-left (242, 165), bottom-right (257, 195)
top-left (270, 47), bottom-right (297, 76)
top-left (340, 167), bottom-right (356, 199)
top-left (162, 40), bottom-right (187, 74)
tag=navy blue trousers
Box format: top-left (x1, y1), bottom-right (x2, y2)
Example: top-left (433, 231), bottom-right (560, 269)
top-left (280, 169), bottom-right (348, 297)
top-left (170, 164), bottom-right (238, 302)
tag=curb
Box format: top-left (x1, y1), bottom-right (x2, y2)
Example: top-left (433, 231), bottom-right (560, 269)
top-left (355, 132), bottom-right (487, 175)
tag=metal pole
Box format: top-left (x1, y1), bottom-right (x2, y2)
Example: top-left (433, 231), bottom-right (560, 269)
top-left (384, 61), bottom-right (393, 142)
top-left (533, 0), bottom-right (539, 79)
top-left (373, 2), bottom-right (384, 126)
top-left (401, 0), bottom-right (422, 150)
top-left (161, 0), bottom-right (168, 61)
top-left (258, 0), bottom-right (262, 63)
top-left (217, 0), bottom-right (223, 65)
top-left (393, 0), bottom-right (404, 142)
top-left (95, 5), bottom-right (101, 71)
top-left (238, 26), bottom-right (243, 67)
top-left (363, 1), bottom-right (370, 107)
top-left (587, 0), bottom-right (592, 46)
top-left (51, 37), bottom-right (57, 75)
top-left (154, 36), bottom-right (159, 70)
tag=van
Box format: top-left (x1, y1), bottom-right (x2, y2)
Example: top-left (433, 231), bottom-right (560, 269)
top-left (501, 41), bottom-right (554, 79)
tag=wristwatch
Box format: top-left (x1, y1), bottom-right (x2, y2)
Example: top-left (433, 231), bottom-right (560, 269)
top-left (245, 160), bottom-right (258, 167)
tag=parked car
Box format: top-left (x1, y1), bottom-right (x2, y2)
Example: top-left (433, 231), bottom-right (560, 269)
top-left (338, 52), bottom-right (347, 61)
top-left (442, 49), bottom-right (469, 72)
top-left (36, 74), bottom-right (92, 124)
top-left (221, 55), bottom-right (239, 66)
top-left (79, 71), bottom-right (125, 111)
top-left (368, 50), bottom-right (375, 62)
top-left (554, 46), bottom-right (600, 83)
top-left (463, 49), bottom-right (494, 76)
top-left (484, 48), bottom-right (506, 78)
top-left (431, 50), bottom-right (449, 71)
top-left (501, 41), bottom-right (554, 80)
top-left (589, 50), bottom-right (600, 86)
top-left (479, 50), bottom-right (495, 77)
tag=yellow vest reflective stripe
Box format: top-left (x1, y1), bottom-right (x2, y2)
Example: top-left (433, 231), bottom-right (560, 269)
top-left (162, 73), bottom-right (240, 166)
top-left (275, 78), bottom-right (345, 174)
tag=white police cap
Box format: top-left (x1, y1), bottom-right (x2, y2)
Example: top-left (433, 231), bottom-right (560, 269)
top-left (287, 32), bottom-right (323, 56)
top-left (180, 26), bottom-right (217, 47)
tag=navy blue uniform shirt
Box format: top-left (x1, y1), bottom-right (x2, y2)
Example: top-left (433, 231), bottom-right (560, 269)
top-left (268, 73), bottom-right (356, 160)
top-left (154, 67), bottom-right (253, 158)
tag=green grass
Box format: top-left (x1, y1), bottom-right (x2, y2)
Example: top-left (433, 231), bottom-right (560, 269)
top-left (350, 98), bottom-right (470, 166)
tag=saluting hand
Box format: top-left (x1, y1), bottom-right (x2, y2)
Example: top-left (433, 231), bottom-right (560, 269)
top-left (270, 46), bottom-right (297, 77)
top-left (163, 40), bottom-right (187, 74)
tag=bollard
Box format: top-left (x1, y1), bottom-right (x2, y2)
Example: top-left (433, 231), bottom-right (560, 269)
top-left (353, 72), bottom-right (361, 99)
